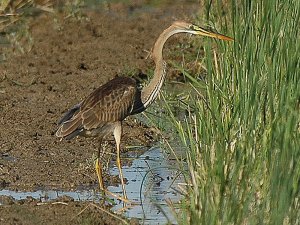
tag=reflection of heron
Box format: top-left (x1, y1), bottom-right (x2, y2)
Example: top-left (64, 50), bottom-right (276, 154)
top-left (56, 21), bottom-right (233, 201)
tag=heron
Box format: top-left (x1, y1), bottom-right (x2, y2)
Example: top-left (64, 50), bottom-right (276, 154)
top-left (56, 21), bottom-right (233, 201)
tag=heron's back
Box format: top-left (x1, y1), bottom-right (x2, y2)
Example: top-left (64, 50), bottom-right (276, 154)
top-left (56, 76), bottom-right (139, 139)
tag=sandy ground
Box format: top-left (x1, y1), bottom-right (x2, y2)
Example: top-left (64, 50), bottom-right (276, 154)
top-left (0, 1), bottom-right (198, 224)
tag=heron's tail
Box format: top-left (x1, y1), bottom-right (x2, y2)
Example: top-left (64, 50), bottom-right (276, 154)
top-left (58, 103), bottom-right (82, 125)
top-left (56, 116), bottom-right (83, 140)
top-left (56, 103), bottom-right (83, 140)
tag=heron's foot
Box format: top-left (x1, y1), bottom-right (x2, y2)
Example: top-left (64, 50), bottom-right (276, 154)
top-left (114, 202), bottom-right (135, 214)
top-left (95, 158), bottom-right (130, 203)
top-left (101, 189), bottom-right (131, 204)
top-left (114, 199), bottom-right (141, 214)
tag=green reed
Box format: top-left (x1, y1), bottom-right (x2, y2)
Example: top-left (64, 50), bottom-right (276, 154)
top-left (158, 0), bottom-right (299, 224)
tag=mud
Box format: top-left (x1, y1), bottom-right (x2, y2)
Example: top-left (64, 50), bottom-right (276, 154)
top-left (0, 1), bottom-right (198, 224)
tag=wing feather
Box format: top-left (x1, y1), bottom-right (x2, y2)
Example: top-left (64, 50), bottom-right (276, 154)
top-left (82, 84), bottom-right (136, 130)
top-left (56, 115), bottom-right (82, 138)
top-left (56, 76), bottom-right (138, 139)
top-left (57, 102), bottom-right (82, 125)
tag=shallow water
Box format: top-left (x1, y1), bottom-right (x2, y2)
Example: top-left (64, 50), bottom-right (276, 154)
top-left (109, 147), bottom-right (184, 224)
top-left (0, 147), bottom-right (184, 224)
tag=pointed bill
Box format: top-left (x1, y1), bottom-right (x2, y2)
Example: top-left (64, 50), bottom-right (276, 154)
top-left (190, 25), bottom-right (234, 41)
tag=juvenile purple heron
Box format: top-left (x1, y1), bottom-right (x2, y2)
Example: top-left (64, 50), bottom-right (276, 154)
top-left (56, 21), bottom-right (233, 200)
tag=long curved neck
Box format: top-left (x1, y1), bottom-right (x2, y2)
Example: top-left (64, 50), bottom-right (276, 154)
top-left (141, 25), bottom-right (184, 108)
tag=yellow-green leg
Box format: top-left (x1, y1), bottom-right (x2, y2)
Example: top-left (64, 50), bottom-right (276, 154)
top-left (95, 157), bottom-right (104, 190)
top-left (95, 134), bottom-right (129, 203)
top-left (96, 137), bottom-right (105, 191)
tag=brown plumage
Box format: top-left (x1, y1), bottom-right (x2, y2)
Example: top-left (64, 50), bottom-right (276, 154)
top-left (56, 21), bottom-right (233, 201)
top-left (56, 76), bottom-right (142, 140)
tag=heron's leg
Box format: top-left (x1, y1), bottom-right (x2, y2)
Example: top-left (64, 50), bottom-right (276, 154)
top-left (95, 135), bottom-right (129, 203)
top-left (113, 122), bottom-right (127, 200)
top-left (95, 137), bottom-right (104, 190)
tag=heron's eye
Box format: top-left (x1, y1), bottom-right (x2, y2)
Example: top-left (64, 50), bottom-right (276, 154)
top-left (195, 25), bottom-right (202, 31)
top-left (189, 25), bottom-right (195, 30)
top-left (190, 24), bottom-right (200, 31)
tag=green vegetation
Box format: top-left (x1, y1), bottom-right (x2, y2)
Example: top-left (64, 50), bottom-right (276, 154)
top-left (158, 0), bottom-right (299, 224)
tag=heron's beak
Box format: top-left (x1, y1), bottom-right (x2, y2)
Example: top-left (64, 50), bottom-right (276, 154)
top-left (192, 26), bottom-right (234, 41)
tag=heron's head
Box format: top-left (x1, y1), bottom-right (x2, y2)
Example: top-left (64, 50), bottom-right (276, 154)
top-left (172, 21), bottom-right (233, 41)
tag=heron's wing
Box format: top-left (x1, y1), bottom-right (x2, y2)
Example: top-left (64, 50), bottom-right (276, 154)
top-left (56, 115), bottom-right (83, 139)
top-left (81, 83), bottom-right (137, 130)
top-left (57, 102), bottom-right (82, 125)
top-left (56, 76), bottom-right (137, 139)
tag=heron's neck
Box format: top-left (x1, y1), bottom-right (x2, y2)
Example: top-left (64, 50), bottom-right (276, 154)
top-left (141, 26), bottom-right (181, 108)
